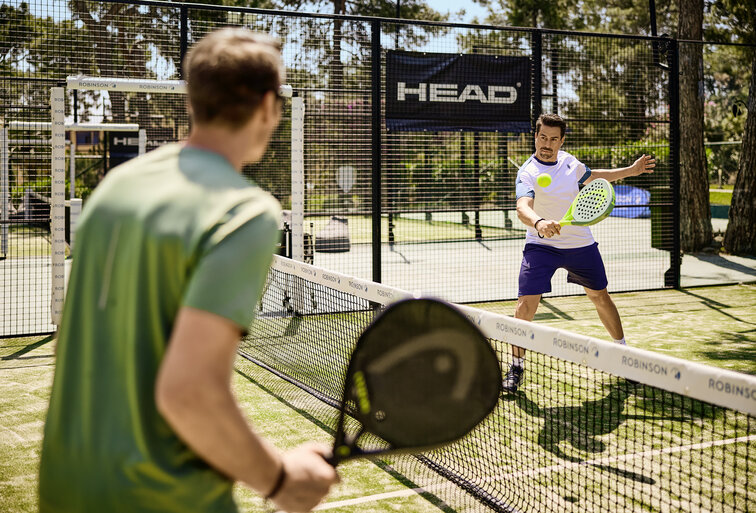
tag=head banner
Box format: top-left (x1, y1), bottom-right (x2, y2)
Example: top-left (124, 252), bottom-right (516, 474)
top-left (386, 51), bottom-right (532, 133)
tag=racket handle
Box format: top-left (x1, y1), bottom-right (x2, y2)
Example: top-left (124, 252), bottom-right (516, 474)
top-left (324, 445), bottom-right (354, 466)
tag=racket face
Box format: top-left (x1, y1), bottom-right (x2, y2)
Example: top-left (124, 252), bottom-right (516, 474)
top-left (568, 178), bottom-right (615, 226)
top-left (342, 298), bottom-right (500, 452)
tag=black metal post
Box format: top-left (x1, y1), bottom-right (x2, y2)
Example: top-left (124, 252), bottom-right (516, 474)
top-left (551, 47), bottom-right (558, 114)
top-left (371, 20), bottom-right (382, 283)
top-left (474, 132), bottom-right (482, 240)
top-left (180, 6), bottom-right (188, 78)
top-left (667, 38), bottom-right (681, 288)
top-left (460, 133), bottom-right (468, 225)
top-left (532, 30), bottom-right (543, 132)
top-left (500, 134), bottom-right (513, 228)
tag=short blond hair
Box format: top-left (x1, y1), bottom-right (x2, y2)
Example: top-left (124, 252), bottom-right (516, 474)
top-left (183, 28), bottom-right (284, 129)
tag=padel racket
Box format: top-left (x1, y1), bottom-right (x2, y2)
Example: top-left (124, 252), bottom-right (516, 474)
top-left (558, 178), bottom-right (615, 226)
top-left (328, 298), bottom-right (501, 466)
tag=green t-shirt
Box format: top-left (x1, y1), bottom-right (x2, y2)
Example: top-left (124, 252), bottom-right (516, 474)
top-left (39, 144), bottom-right (281, 512)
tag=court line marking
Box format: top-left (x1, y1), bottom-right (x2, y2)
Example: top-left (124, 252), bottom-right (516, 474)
top-left (489, 433), bottom-right (756, 481)
top-left (310, 434), bottom-right (756, 510)
top-left (313, 487), bottom-right (429, 510)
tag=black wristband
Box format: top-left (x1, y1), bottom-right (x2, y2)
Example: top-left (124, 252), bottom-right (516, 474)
top-left (534, 218), bottom-right (545, 238)
top-left (265, 462), bottom-right (286, 500)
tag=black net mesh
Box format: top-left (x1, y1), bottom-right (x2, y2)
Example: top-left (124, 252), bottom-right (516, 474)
top-left (241, 256), bottom-right (756, 513)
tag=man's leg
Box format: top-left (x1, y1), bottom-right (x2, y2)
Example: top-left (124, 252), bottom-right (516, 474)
top-left (503, 294), bottom-right (542, 393)
top-left (513, 294), bottom-right (541, 357)
top-left (584, 287), bottom-right (624, 342)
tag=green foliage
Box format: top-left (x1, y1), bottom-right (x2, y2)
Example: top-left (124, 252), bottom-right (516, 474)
top-left (701, 8), bottom-right (752, 185)
top-left (475, 0), bottom-right (679, 34)
top-left (570, 140), bottom-right (670, 167)
top-left (10, 176), bottom-right (50, 206)
top-left (0, 2), bottom-right (34, 76)
top-left (705, 0), bottom-right (756, 45)
top-left (705, 142), bottom-right (741, 185)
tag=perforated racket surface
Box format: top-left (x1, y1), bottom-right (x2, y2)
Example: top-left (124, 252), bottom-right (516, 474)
top-left (329, 298), bottom-right (501, 465)
top-left (559, 178), bottom-right (615, 226)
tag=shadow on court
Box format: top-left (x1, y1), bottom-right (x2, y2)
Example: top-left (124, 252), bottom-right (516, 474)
top-left (698, 329), bottom-right (756, 373)
top-left (502, 378), bottom-right (725, 489)
top-left (506, 381), bottom-right (635, 465)
top-left (688, 253), bottom-right (756, 278)
top-left (678, 288), bottom-right (756, 326)
top-left (1, 334), bottom-right (55, 361)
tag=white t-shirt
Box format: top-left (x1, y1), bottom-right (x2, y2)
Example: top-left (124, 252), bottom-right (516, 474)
top-left (515, 150), bottom-right (594, 249)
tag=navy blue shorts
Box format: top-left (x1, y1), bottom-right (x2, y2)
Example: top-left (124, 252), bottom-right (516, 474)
top-left (518, 242), bottom-right (608, 296)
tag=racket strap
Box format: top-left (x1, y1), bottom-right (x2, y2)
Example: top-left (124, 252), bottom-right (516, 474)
top-left (265, 461), bottom-right (287, 499)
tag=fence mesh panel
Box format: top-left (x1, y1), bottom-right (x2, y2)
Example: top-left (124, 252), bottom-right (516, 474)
top-left (2, 0), bottom-right (678, 334)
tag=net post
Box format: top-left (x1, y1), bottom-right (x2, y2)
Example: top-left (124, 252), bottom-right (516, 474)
top-left (291, 95), bottom-right (305, 262)
top-left (50, 87), bottom-right (66, 325)
top-left (138, 129), bottom-right (146, 155)
top-left (371, 19), bottom-right (382, 283)
top-left (69, 198), bottom-right (82, 252)
top-left (1, 125), bottom-right (8, 258)
top-left (69, 132), bottom-right (76, 199)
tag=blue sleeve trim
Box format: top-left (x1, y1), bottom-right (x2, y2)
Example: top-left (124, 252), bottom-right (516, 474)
top-left (515, 156), bottom-right (535, 200)
top-left (579, 166), bottom-right (591, 184)
top-left (516, 187), bottom-right (535, 200)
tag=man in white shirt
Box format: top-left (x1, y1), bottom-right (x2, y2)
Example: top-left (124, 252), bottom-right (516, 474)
top-left (503, 113), bottom-right (655, 393)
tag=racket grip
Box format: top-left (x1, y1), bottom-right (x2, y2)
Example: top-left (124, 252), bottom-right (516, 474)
top-left (323, 452), bottom-right (339, 467)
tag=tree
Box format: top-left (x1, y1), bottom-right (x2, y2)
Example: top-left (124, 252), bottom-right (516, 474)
top-left (705, 0), bottom-right (756, 255)
top-left (677, 0), bottom-right (710, 252)
top-left (720, 4), bottom-right (756, 254)
top-left (0, 2), bottom-right (34, 77)
top-left (723, 55), bottom-right (755, 255)
top-left (274, 0), bottom-right (447, 89)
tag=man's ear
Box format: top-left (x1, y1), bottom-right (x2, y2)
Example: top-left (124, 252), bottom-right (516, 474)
top-left (261, 90), bottom-right (279, 123)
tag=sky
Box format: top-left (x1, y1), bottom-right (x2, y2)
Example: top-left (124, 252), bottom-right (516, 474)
top-left (422, 1), bottom-right (490, 24)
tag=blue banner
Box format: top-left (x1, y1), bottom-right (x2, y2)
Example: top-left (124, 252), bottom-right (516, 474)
top-left (386, 51), bottom-right (531, 133)
top-left (611, 185), bottom-right (651, 218)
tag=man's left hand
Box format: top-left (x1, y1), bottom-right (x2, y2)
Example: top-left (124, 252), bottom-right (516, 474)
top-left (632, 154), bottom-right (655, 176)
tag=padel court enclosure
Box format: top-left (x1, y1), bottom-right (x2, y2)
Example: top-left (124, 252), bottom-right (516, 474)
top-left (3, 0), bottom-right (681, 335)
top-left (2, 3), bottom-right (755, 513)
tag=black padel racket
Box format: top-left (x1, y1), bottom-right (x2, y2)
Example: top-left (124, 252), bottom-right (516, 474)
top-left (328, 298), bottom-right (501, 465)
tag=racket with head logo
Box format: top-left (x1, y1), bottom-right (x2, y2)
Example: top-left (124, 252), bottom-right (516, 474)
top-left (327, 298), bottom-right (501, 466)
top-left (559, 178), bottom-right (616, 227)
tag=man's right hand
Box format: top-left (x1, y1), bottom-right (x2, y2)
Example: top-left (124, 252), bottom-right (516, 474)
top-left (269, 443), bottom-right (340, 512)
top-left (536, 219), bottom-right (561, 238)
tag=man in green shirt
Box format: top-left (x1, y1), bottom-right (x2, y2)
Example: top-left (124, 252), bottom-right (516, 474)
top-left (39, 28), bottom-right (338, 513)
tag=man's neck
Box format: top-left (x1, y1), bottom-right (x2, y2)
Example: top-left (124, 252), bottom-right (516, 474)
top-left (185, 122), bottom-right (262, 171)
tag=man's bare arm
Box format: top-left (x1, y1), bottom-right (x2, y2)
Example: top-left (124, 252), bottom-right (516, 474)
top-left (156, 307), bottom-right (283, 494)
top-left (156, 307), bottom-right (338, 511)
top-left (587, 154), bottom-right (655, 183)
top-left (516, 196), bottom-right (560, 238)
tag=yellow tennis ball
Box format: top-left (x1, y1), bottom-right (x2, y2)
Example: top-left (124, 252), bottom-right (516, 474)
top-left (537, 173), bottom-right (552, 187)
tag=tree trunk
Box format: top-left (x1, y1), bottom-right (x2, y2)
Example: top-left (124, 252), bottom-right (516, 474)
top-left (723, 55), bottom-right (756, 255)
top-left (331, 0), bottom-right (345, 89)
top-left (677, 0), bottom-right (711, 252)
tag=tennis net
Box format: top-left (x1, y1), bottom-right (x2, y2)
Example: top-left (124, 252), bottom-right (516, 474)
top-left (240, 255), bottom-right (756, 513)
